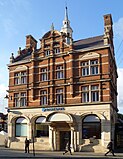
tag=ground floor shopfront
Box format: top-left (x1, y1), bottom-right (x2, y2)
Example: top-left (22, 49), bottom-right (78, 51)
top-left (7, 104), bottom-right (117, 153)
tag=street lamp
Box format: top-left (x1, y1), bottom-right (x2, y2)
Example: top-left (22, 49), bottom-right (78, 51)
top-left (4, 94), bottom-right (12, 100)
top-left (32, 129), bottom-right (35, 156)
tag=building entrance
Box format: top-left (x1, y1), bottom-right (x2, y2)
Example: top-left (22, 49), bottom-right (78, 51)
top-left (60, 131), bottom-right (71, 150)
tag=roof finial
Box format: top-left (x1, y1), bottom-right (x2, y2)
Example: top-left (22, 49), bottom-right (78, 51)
top-left (60, 5), bottom-right (73, 44)
top-left (51, 23), bottom-right (54, 31)
top-left (65, 5), bottom-right (68, 21)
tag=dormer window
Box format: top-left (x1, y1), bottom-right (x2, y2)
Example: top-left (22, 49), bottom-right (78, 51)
top-left (54, 48), bottom-right (60, 54)
top-left (45, 50), bottom-right (50, 56)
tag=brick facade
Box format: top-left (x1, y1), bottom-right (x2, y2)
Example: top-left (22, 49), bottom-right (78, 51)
top-left (7, 10), bottom-right (118, 152)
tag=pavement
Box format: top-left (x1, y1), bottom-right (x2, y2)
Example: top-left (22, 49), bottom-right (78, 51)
top-left (0, 146), bottom-right (123, 159)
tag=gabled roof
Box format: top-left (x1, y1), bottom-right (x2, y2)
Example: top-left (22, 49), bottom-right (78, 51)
top-left (14, 49), bottom-right (32, 62)
top-left (12, 35), bottom-right (105, 63)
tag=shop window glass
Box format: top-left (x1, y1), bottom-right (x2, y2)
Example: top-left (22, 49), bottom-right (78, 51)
top-left (35, 117), bottom-right (49, 137)
top-left (15, 117), bottom-right (27, 137)
top-left (82, 115), bottom-right (101, 139)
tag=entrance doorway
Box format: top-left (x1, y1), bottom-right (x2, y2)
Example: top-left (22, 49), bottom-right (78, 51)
top-left (60, 131), bottom-right (71, 150)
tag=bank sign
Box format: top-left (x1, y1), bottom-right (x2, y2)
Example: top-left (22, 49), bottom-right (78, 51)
top-left (42, 107), bottom-right (65, 112)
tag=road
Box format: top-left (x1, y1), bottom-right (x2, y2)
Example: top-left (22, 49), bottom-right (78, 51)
top-left (0, 146), bottom-right (123, 159)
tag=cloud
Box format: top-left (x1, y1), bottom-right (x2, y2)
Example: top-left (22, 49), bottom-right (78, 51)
top-left (117, 68), bottom-right (123, 113)
top-left (114, 17), bottom-right (123, 39)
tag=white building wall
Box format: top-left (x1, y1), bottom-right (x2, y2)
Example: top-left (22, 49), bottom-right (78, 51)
top-left (7, 103), bottom-right (115, 153)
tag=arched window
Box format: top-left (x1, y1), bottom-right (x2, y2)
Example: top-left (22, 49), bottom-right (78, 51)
top-left (82, 115), bottom-right (101, 139)
top-left (35, 116), bottom-right (49, 137)
top-left (15, 117), bottom-right (27, 137)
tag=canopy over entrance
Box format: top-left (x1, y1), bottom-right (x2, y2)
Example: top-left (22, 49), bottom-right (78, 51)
top-left (46, 112), bottom-right (74, 122)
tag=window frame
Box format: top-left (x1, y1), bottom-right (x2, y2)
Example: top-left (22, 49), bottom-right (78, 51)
top-left (81, 59), bottom-right (99, 76)
top-left (40, 90), bottom-right (47, 105)
top-left (82, 115), bottom-right (101, 139)
top-left (91, 85), bottom-right (99, 102)
top-left (82, 86), bottom-right (89, 102)
top-left (56, 65), bottom-right (64, 79)
top-left (44, 50), bottom-right (50, 56)
top-left (14, 92), bottom-right (27, 107)
top-left (56, 89), bottom-right (64, 104)
top-left (54, 48), bottom-right (60, 54)
top-left (41, 68), bottom-right (48, 81)
top-left (14, 71), bottom-right (27, 85)
top-left (82, 85), bottom-right (99, 103)
top-left (15, 117), bottom-right (27, 137)
top-left (35, 117), bottom-right (49, 137)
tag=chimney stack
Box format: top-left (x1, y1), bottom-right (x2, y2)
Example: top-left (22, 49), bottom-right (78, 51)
top-left (103, 14), bottom-right (113, 45)
top-left (26, 35), bottom-right (37, 50)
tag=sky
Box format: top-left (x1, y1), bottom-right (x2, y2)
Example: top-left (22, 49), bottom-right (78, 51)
top-left (0, 0), bottom-right (123, 114)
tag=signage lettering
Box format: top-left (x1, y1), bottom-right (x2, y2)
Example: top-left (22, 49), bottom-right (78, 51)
top-left (42, 107), bottom-right (65, 112)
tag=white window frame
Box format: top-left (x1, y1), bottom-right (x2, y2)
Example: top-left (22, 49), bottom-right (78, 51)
top-left (15, 117), bottom-right (27, 137)
top-left (54, 48), bottom-right (60, 54)
top-left (82, 86), bottom-right (89, 102)
top-left (81, 59), bottom-right (98, 76)
top-left (41, 90), bottom-right (47, 105)
top-left (56, 66), bottom-right (64, 79)
top-left (82, 85), bottom-right (99, 103)
top-left (56, 89), bottom-right (63, 104)
top-left (14, 92), bottom-right (26, 107)
top-left (90, 60), bottom-right (98, 75)
top-left (41, 68), bottom-right (48, 81)
top-left (91, 85), bottom-right (99, 102)
top-left (45, 50), bottom-right (50, 56)
top-left (20, 92), bottom-right (26, 107)
top-left (14, 71), bottom-right (27, 85)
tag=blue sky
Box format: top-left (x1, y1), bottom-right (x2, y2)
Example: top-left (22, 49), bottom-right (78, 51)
top-left (0, 0), bottom-right (123, 113)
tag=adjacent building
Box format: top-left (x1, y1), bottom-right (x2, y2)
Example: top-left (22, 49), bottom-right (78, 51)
top-left (7, 8), bottom-right (118, 152)
top-left (0, 112), bottom-right (7, 132)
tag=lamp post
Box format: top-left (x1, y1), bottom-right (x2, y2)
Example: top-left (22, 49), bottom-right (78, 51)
top-left (32, 129), bottom-right (35, 156)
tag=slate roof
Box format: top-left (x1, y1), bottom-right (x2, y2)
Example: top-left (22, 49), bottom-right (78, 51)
top-left (73, 35), bottom-right (104, 51)
top-left (13, 35), bottom-right (105, 63)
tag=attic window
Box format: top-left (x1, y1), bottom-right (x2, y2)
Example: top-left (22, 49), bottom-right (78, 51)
top-left (45, 50), bottom-right (50, 56)
top-left (54, 48), bottom-right (60, 54)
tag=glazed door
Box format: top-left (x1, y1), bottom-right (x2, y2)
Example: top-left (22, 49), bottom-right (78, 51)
top-left (60, 131), bottom-right (71, 150)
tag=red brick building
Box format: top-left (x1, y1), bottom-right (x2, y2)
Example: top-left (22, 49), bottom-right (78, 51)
top-left (7, 8), bottom-right (118, 152)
